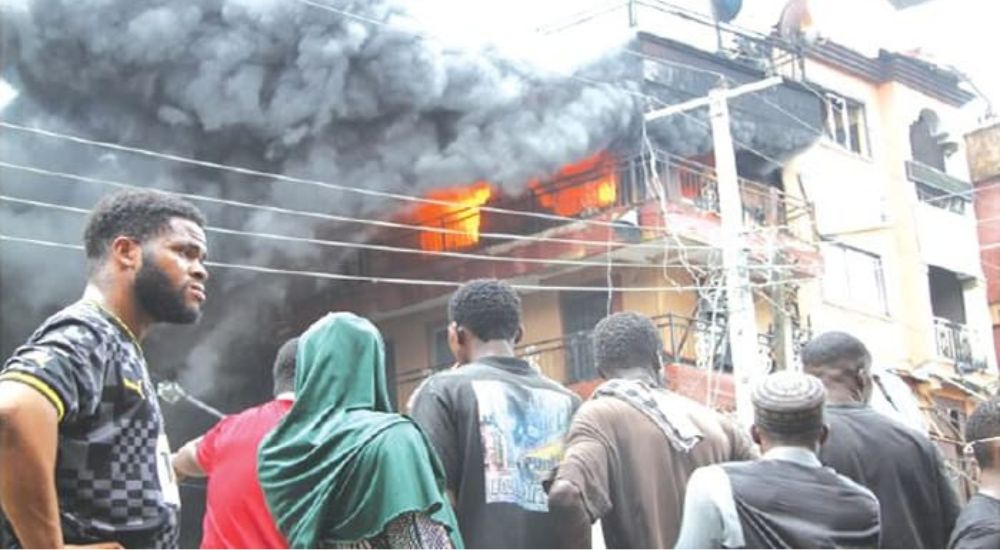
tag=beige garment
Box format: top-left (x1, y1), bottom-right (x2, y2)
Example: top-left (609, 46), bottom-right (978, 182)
top-left (556, 389), bottom-right (756, 549)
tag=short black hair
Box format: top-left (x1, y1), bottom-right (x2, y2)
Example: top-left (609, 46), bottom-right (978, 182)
top-left (801, 331), bottom-right (872, 381)
top-left (448, 279), bottom-right (521, 342)
top-left (966, 397), bottom-right (1000, 468)
top-left (84, 190), bottom-right (205, 266)
top-left (592, 312), bottom-right (663, 373)
top-left (272, 337), bottom-right (299, 396)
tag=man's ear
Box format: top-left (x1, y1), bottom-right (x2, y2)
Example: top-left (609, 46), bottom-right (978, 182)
top-left (109, 236), bottom-right (142, 271)
top-left (750, 424), bottom-right (762, 446)
top-left (514, 324), bottom-right (524, 345)
top-left (857, 368), bottom-right (873, 403)
top-left (819, 424), bottom-right (830, 445)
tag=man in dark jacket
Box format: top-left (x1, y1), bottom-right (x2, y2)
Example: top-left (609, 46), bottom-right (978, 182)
top-left (675, 371), bottom-right (881, 548)
top-left (803, 331), bottom-right (960, 548)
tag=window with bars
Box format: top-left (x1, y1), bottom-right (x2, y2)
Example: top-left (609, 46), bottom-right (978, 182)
top-left (429, 324), bottom-right (454, 370)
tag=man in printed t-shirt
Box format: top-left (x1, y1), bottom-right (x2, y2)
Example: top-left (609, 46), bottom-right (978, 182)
top-left (409, 279), bottom-right (581, 548)
top-left (0, 190), bottom-right (209, 548)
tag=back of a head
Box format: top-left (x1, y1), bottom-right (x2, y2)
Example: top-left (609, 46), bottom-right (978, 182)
top-left (591, 312), bottom-right (663, 376)
top-left (272, 337), bottom-right (299, 396)
top-left (753, 371), bottom-right (827, 447)
top-left (447, 278), bottom-right (522, 342)
top-left (801, 331), bottom-right (871, 386)
top-left (83, 189), bottom-right (206, 274)
top-left (965, 397), bottom-right (1000, 469)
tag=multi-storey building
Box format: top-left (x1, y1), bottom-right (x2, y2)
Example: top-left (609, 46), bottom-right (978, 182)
top-left (316, 3), bottom-right (996, 486)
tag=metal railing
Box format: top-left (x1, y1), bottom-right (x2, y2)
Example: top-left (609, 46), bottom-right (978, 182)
top-left (933, 317), bottom-right (988, 374)
top-left (907, 161), bottom-right (971, 215)
top-left (376, 149), bottom-right (812, 256)
top-left (399, 313), bottom-right (775, 387)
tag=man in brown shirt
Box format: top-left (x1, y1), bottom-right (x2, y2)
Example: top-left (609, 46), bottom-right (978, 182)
top-left (548, 312), bottom-right (756, 549)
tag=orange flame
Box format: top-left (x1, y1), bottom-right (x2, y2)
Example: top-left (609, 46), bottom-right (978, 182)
top-left (412, 182), bottom-right (492, 252)
top-left (532, 152), bottom-right (617, 217)
top-left (408, 151), bottom-right (616, 252)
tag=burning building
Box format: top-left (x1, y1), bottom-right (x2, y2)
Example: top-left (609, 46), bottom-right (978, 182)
top-left (0, 0), bottom-right (995, 545)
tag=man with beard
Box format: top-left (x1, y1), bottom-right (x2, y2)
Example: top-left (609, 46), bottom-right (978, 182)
top-left (0, 190), bottom-right (208, 548)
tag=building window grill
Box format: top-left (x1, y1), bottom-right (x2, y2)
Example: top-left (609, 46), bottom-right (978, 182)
top-left (824, 93), bottom-right (870, 156)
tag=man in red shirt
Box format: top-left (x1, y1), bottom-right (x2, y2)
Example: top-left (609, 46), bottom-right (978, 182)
top-left (172, 338), bottom-right (298, 549)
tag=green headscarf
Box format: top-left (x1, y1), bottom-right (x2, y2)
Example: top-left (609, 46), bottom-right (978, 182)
top-left (258, 312), bottom-right (463, 548)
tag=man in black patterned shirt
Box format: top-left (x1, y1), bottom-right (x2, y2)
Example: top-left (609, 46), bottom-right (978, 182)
top-left (0, 190), bottom-right (208, 548)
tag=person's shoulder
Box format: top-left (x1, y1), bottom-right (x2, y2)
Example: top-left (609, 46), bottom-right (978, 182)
top-left (688, 463), bottom-right (730, 490)
top-left (372, 418), bottom-right (431, 453)
top-left (577, 394), bottom-right (636, 420)
top-left (538, 376), bottom-right (582, 403)
top-left (35, 302), bottom-right (113, 344)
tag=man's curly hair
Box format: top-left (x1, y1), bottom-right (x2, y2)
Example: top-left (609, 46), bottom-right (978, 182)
top-left (84, 190), bottom-right (205, 266)
top-left (966, 397), bottom-right (1000, 468)
top-left (448, 279), bottom-right (522, 341)
top-left (591, 312), bottom-right (663, 373)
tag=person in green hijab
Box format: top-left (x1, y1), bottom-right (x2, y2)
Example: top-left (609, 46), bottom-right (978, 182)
top-left (258, 312), bottom-right (464, 549)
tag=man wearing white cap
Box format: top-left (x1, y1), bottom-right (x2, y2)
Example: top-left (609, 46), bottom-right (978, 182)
top-left (675, 371), bottom-right (882, 549)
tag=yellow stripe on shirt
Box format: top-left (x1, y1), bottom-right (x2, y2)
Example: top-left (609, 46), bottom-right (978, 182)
top-left (0, 371), bottom-right (66, 421)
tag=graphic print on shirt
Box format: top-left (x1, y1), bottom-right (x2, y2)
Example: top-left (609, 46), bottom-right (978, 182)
top-left (472, 380), bottom-right (575, 512)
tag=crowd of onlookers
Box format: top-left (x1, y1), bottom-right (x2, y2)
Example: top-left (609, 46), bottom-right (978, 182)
top-left (1, 190), bottom-right (997, 549)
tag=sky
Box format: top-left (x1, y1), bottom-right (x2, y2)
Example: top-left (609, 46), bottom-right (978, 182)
top-left (1, 0), bottom-right (996, 124)
top-left (408, 0), bottom-right (999, 128)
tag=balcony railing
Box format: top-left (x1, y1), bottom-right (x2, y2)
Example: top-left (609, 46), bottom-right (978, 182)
top-left (907, 160), bottom-right (971, 215)
top-left (377, 149), bottom-right (812, 255)
top-left (396, 312), bottom-right (779, 393)
top-left (933, 317), bottom-right (988, 374)
top-left (504, 313), bottom-right (773, 386)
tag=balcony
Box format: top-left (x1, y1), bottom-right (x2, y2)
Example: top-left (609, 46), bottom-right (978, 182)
top-left (933, 317), bottom-right (988, 374)
top-left (397, 314), bottom-right (774, 401)
top-left (376, 149), bottom-right (813, 259)
top-left (907, 160), bottom-right (971, 215)
top-left (520, 312), bottom-right (774, 385)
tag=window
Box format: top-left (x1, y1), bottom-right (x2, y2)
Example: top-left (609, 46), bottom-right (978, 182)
top-left (560, 290), bottom-right (613, 383)
top-left (429, 324), bottom-right (453, 370)
top-left (825, 93), bottom-right (869, 156)
top-left (822, 244), bottom-right (888, 315)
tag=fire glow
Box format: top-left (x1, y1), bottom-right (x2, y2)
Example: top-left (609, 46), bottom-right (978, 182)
top-left (532, 151), bottom-right (617, 217)
top-left (413, 183), bottom-right (493, 252)
top-left (410, 151), bottom-right (617, 252)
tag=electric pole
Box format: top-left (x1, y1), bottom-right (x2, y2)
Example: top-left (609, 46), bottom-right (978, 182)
top-left (645, 76), bottom-right (782, 426)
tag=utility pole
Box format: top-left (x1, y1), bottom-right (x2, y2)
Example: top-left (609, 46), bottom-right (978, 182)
top-left (645, 76), bottom-right (782, 426)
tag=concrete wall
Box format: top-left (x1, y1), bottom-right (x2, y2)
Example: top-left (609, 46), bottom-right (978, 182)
top-left (966, 122), bottom-right (1000, 366)
top-left (787, 57), bottom-right (996, 373)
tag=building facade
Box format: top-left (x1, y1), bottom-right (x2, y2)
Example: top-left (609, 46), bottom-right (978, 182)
top-left (317, 6), bottom-right (997, 485)
top-left (965, 122), bottom-right (1000, 367)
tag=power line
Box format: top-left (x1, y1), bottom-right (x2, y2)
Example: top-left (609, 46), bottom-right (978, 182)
top-left (0, 192), bottom-right (805, 270)
top-left (0, 234), bottom-right (818, 293)
top-left (924, 180), bottom-right (1000, 205)
top-left (0, 159), bottom-right (723, 253)
top-left (0, 193), bottom-right (746, 270)
top-left (0, 120), bottom-right (676, 234)
top-left (299, 0), bottom-right (729, 84)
